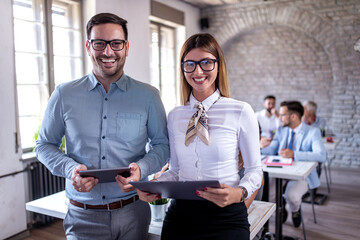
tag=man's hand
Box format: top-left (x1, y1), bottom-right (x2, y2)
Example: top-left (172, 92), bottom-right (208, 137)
top-left (271, 108), bottom-right (279, 118)
top-left (278, 148), bottom-right (294, 158)
top-left (260, 137), bottom-right (272, 149)
top-left (196, 184), bottom-right (242, 208)
top-left (116, 162), bottom-right (141, 192)
top-left (71, 164), bottom-right (98, 192)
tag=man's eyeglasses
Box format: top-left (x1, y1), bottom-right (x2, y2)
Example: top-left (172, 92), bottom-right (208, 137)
top-left (279, 113), bottom-right (290, 118)
top-left (181, 59), bottom-right (218, 73)
top-left (88, 39), bottom-right (127, 51)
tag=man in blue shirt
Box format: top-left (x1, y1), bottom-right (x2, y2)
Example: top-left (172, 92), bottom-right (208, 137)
top-left (261, 101), bottom-right (326, 228)
top-left (36, 13), bottom-right (169, 239)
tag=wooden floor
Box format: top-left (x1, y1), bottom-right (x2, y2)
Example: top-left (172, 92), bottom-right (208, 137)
top-left (23, 167), bottom-right (360, 240)
top-left (269, 166), bottom-right (360, 240)
top-left (22, 220), bottom-right (65, 240)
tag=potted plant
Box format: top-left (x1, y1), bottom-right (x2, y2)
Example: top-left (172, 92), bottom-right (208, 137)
top-left (149, 198), bottom-right (169, 222)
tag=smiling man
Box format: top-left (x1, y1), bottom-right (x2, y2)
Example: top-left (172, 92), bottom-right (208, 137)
top-left (36, 13), bottom-right (169, 239)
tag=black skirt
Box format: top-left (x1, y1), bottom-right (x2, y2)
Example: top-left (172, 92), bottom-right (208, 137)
top-left (161, 199), bottom-right (250, 240)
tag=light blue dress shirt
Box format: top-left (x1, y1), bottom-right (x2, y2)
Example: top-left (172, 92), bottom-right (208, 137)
top-left (261, 123), bottom-right (326, 189)
top-left (36, 72), bottom-right (169, 204)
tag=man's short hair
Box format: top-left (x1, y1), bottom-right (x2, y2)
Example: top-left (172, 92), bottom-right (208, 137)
top-left (280, 101), bottom-right (304, 119)
top-left (264, 95), bottom-right (276, 101)
top-left (303, 100), bottom-right (317, 113)
top-left (86, 13), bottom-right (128, 40)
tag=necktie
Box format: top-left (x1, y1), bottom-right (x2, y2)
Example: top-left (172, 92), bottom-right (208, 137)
top-left (185, 102), bottom-right (209, 146)
top-left (288, 130), bottom-right (295, 150)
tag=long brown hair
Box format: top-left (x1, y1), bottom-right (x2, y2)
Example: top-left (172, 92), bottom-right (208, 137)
top-left (179, 33), bottom-right (230, 105)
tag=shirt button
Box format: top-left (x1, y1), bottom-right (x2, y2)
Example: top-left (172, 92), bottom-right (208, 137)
top-left (103, 116), bottom-right (107, 119)
top-left (102, 156), bottom-right (105, 160)
top-left (105, 98), bottom-right (108, 101)
top-left (102, 195), bottom-right (105, 199)
top-left (102, 136), bottom-right (105, 139)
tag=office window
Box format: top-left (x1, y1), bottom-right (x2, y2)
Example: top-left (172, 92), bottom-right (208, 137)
top-left (150, 22), bottom-right (177, 112)
top-left (13, 0), bottom-right (83, 152)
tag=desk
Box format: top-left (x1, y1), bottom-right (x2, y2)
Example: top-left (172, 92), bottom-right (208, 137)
top-left (323, 137), bottom-right (340, 151)
top-left (25, 191), bottom-right (161, 237)
top-left (148, 200), bottom-right (275, 240)
top-left (262, 160), bottom-right (318, 240)
top-left (26, 191), bottom-right (67, 219)
top-left (248, 200), bottom-right (276, 239)
top-left (322, 137), bottom-right (340, 184)
top-left (26, 191), bottom-right (275, 240)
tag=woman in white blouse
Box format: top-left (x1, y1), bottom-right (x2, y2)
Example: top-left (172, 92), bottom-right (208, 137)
top-left (138, 33), bottom-right (262, 240)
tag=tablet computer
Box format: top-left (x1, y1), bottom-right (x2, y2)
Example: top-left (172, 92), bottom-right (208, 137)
top-left (79, 167), bottom-right (131, 183)
top-left (130, 180), bottom-right (221, 200)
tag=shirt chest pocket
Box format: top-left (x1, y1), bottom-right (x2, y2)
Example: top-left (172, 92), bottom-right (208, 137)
top-left (116, 113), bottom-right (141, 141)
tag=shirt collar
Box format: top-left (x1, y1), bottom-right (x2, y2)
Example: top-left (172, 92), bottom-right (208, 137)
top-left (290, 122), bottom-right (303, 135)
top-left (115, 73), bottom-right (128, 91)
top-left (87, 72), bottom-right (128, 92)
top-left (189, 89), bottom-right (220, 111)
top-left (87, 72), bottom-right (99, 91)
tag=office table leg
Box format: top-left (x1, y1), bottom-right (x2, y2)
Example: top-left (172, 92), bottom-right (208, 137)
top-left (275, 178), bottom-right (283, 240)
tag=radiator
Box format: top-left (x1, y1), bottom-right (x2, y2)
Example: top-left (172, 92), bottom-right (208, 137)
top-left (29, 160), bottom-right (65, 225)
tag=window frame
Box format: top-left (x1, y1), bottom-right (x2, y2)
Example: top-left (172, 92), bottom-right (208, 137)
top-left (13, 0), bottom-right (84, 153)
top-left (150, 20), bottom-right (178, 112)
top-left (45, 0), bottom-right (85, 95)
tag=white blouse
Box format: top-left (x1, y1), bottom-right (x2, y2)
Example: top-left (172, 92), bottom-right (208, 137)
top-left (157, 90), bottom-right (263, 198)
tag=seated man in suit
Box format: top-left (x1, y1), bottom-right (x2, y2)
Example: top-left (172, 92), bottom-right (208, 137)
top-left (261, 101), bottom-right (326, 227)
top-left (302, 100), bottom-right (326, 136)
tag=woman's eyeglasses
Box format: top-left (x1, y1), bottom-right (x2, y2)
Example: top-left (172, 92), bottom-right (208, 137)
top-left (181, 59), bottom-right (218, 73)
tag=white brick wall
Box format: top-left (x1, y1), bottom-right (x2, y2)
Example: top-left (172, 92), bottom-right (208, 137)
top-left (201, 0), bottom-right (360, 168)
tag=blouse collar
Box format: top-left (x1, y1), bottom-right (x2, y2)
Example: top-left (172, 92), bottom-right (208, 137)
top-left (189, 89), bottom-right (220, 111)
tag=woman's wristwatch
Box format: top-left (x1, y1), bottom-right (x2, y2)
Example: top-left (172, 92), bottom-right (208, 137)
top-left (239, 186), bottom-right (248, 202)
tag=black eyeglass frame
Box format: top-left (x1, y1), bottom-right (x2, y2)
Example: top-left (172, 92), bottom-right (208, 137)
top-left (181, 58), bottom-right (218, 73)
top-left (88, 39), bottom-right (127, 51)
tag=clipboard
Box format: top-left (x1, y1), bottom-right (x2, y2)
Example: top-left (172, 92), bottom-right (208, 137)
top-left (264, 156), bottom-right (293, 166)
top-left (130, 180), bottom-right (221, 200)
top-left (79, 167), bottom-right (131, 183)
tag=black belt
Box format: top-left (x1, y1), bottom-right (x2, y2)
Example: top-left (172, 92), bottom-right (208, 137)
top-left (70, 195), bottom-right (139, 210)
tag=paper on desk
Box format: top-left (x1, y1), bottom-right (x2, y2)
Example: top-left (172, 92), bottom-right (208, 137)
top-left (264, 155), bottom-right (293, 166)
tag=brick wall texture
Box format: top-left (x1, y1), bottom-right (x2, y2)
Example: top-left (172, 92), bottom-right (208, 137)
top-left (201, 0), bottom-right (360, 168)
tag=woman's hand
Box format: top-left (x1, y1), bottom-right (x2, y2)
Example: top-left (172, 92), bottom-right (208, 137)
top-left (153, 162), bottom-right (169, 180)
top-left (136, 189), bottom-right (161, 203)
top-left (196, 184), bottom-right (243, 208)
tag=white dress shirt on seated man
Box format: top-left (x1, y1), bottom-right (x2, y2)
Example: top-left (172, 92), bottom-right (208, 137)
top-left (256, 109), bottom-right (280, 138)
